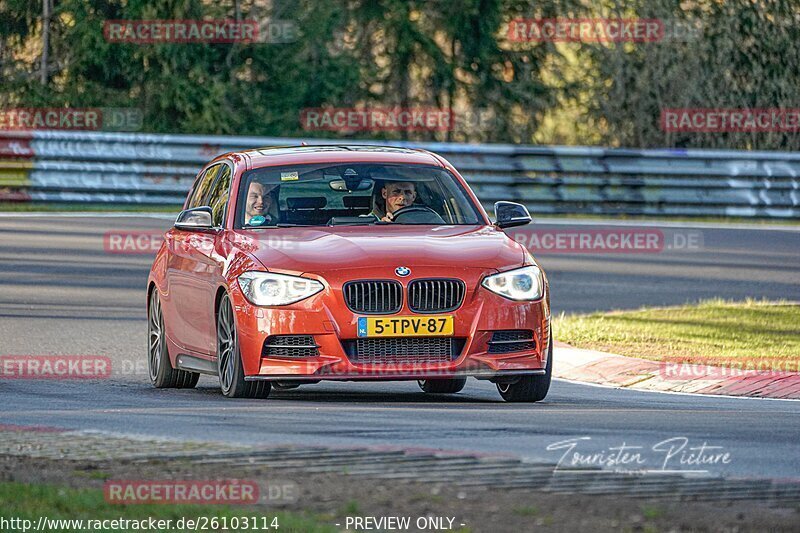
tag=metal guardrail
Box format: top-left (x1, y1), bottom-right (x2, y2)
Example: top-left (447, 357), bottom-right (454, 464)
top-left (1, 130), bottom-right (799, 218)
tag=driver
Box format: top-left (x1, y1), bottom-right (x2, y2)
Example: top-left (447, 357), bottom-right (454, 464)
top-left (372, 181), bottom-right (417, 222)
top-left (244, 180), bottom-right (279, 226)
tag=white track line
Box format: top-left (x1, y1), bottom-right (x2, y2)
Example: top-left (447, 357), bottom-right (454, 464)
top-left (1, 212), bottom-right (798, 231)
top-left (533, 217), bottom-right (800, 232)
top-left (0, 212), bottom-right (175, 219)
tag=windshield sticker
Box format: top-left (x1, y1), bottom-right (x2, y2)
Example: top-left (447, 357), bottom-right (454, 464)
top-left (248, 215), bottom-right (266, 226)
top-left (281, 171), bottom-right (299, 181)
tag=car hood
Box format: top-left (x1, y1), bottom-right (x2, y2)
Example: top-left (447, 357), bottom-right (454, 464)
top-left (236, 225), bottom-right (526, 274)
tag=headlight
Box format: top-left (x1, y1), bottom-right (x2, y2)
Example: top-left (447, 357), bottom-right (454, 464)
top-left (482, 265), bottom-right (543, 301)
top-left (238, 271), bottom-right (323, 306)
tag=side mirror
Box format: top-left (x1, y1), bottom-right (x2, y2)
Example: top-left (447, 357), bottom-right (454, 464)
top-left (494, 201), bottom-right (531, 229)
top-left (175, 206), bottom-right (214, 230)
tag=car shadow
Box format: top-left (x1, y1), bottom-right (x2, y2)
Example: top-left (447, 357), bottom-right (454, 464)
top-left (188, 383), bottom-right (503, 404)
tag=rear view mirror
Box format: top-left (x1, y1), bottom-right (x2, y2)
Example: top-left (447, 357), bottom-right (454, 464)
top-left (494, 201), bottom-right (531, 229)
top-left (329, 178), bottom-right (373, 192)
top-left (175, 206), bottom-right (213, 230)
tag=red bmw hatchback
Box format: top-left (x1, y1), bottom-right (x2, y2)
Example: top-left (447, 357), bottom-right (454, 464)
top-left (147, 146), bottom-right (551, 401)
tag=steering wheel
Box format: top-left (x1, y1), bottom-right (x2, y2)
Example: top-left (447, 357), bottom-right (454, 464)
top-left (390, 205), bottom-right (446, 224)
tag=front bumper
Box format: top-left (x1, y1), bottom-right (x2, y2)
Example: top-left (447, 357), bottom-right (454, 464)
top-left (230, 266), bottom-right (550, 381)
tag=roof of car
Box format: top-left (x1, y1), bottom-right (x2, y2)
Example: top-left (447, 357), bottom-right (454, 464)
top-left (217, 145), bottom-right (446, 170)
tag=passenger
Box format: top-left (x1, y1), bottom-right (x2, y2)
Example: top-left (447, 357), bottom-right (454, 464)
top-left (371, 181), bottom-right (417, 222)
top-left (244, 181), bottom-right (279, 226)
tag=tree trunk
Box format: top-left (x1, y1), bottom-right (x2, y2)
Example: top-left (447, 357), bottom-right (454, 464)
top-left (40, 0), bottom-right (50, 85)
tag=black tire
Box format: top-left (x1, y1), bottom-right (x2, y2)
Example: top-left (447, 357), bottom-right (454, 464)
top-left (418, 377), bottom-right (467, 394)
top-left (147, 289), bottom-right (199, 389)
top-left (217, 294), bottom-right (271, 399)
top-left (496, 334), bottom-right (552, 403)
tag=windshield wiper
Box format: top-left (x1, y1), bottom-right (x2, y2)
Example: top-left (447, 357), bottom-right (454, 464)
top-left (328, 222), bottom-right (375, 227)
top-left (243, 223), bottom-right (318, 228)
top-left (327, 216), bottom-right (380, 226)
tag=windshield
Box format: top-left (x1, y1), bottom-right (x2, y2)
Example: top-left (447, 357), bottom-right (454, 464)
top-left (235, 163), bottom-right (484, 228)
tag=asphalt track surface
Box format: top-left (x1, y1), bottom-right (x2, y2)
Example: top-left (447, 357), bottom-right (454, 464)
top-left (0, 215), bottom-right (798, 479)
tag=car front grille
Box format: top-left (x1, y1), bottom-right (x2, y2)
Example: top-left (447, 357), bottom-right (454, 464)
top-left (263, 335), bottom-right (319, 357)
top-left (408, 279), bottom-right (466, 313)
top-left (487, 329), bottom-right (536, 354)
top-left (344, 280), bottom-right (403, 314)
top-left (342, 337), bottom-right (465, 365)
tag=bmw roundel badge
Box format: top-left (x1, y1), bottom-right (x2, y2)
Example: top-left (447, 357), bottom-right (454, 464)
top-left (395, 266), bottom-right (411, 277)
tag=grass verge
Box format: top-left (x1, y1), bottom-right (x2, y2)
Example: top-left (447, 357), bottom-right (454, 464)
top-left (0, 482), bottom-right (335, 532)
top-left (553, 299), bottom-right (800, 370)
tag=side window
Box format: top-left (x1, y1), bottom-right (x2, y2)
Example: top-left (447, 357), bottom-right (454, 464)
top-left (187, 164), bottom-right (221, 209)
top-left (208, 165), bottom-right (232, 227)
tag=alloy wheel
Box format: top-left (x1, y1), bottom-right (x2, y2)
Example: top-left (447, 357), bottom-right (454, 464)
top-left (217, 296), bottom-right (237, 393)
top-left (148, 289), bottom-right (163, 382)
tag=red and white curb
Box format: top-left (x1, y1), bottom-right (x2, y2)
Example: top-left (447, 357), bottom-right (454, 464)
top-left (553, 343), bottom-right (800, 400)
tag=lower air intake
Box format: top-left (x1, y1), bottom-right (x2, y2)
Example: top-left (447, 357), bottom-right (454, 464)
top-left (263, 335), bottom-right (319, 358)
top-left (343, 337), bottom-right (465, 365)
top-left (487, 330), bottom-right (536, 354)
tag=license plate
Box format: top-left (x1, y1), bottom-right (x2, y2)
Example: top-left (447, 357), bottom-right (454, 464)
top-left (357, 316), bottom-right (454, 337)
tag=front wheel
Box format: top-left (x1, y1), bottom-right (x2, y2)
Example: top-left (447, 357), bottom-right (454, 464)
top-left (496, 334), bottom-right (552, 403)
top-left (217, 294), bottom-right (270, 399)
top-left (418, 377), bottom-right (467, 394)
